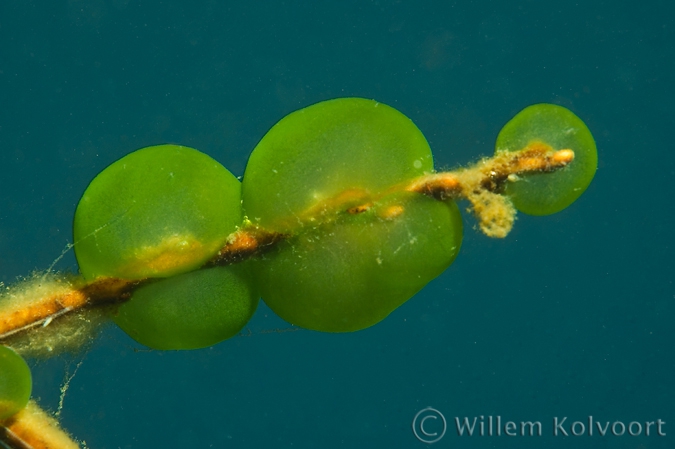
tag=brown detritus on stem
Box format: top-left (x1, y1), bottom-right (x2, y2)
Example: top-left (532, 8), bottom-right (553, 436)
top-left (407, 144), bottom-right (573, 199)
top-left (346, 203), bottom-right (372, 214)
top-left (407, 143), bottom-right (573, 237)
top-left (0, 276), bottom-right (140, 340)
top-left (206, 227), bottom-right (285, 267)
top-left (0, 144), bottom-right (573, 342)
top-left (0, 401), bottom-right (81, 449)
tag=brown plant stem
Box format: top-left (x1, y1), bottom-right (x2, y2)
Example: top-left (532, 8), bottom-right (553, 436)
top-left (0, 401), bottom-right (80, 449)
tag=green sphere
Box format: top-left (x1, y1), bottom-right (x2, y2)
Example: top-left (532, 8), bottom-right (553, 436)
top-left (0, 345), bottom-right (31, 420)
top-left (113, 264), bottom-right (258, 350)
top-left (243, 98), bottom-right (462, 332)
top-left (74, 145), bottom-right (242, 280)
top-left (256, 193), bottom-right (462, 332)
top-left (242, 97), bottom-right (435, 233)
top-left (496, 104), bottom-right (597, 215)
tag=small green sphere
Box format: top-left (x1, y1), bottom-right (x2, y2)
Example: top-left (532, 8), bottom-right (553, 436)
top-left (496, 104), bottom-right (597, 215)
top-left (74, 145), bottom-right (242, 280)
top-left (0, 345), bottom-right (31, 420)
top-left (113, 264), bottom-right (258, 350)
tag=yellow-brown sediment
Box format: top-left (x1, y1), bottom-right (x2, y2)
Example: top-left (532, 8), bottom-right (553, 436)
top-left (115, 233), bottom-right (206, 278)
top-left (208, 227), bottom-right (284, 266)
top-left (378, 205), bottom-right (404, 220)
top-left (304, 188), bottom-right (371, 219)
top-left (0, 401), bottom-right (80, 449)
top-left (0, 144), bottom-right (573, 341)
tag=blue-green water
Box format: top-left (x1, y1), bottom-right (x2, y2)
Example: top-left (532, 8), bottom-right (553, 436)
top-left (0, 1), bottom-right (672, 448)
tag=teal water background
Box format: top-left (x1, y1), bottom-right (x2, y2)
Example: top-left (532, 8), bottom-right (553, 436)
top-left (0, 1), bottom-right (673, 448)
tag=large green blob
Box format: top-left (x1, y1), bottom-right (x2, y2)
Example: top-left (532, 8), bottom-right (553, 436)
top-left (242, 98), bottom-right (435, 233)
top-left (113, 264), bottom-right (258, 350)
top-left (243, 98), bottom-right (462, 332)
top-left (0, 345), bottom-right (31, 420)
top-left (257, 193), bottom-right (462, 332)
top-left (74, 145), bottom-right (242, 280)
top-left (496, 104), bottom-right (597, 215)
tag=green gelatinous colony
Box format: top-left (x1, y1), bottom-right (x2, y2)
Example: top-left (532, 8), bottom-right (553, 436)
top-left (255, 192), bottom-right (462, 332)
top-left (242, 98), bottom-right (435, 233)
top-left (243, 98), bottom-right (462, 332)
top-left (73, 144), bottom-right (256, 350)
top-left (68, 98), bottom-right (595, 345)
top-left (0, 345), bottom-right (31, 420)
top-left (113, 264), bottom-right (258, 350)
top-left (74, 145), bottom-right (242, 280)
top-left (496, 103), bottom-right (597, 215)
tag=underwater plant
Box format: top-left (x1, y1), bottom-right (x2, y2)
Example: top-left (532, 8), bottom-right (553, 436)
top-left (0, 98), bottom-right (596, 448)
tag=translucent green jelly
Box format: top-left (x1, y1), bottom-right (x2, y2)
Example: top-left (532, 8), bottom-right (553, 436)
top-left (74, 144), bottom-right (242, 280)
top-left (0, 345), bottom-right (31, 420)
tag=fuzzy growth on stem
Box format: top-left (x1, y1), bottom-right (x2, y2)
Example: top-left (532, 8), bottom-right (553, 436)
top-left (1, 401), bottom-right (81, 449)
top-left (407, 143), bottom-right (574, 237)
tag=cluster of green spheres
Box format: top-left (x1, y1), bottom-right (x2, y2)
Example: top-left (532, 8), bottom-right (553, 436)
top-left (72, 98), bottom-right (596, 350)
top-left (74, 144), bottom-right (258, 350)
top-left (0, 99), bottom-right (596, 422)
